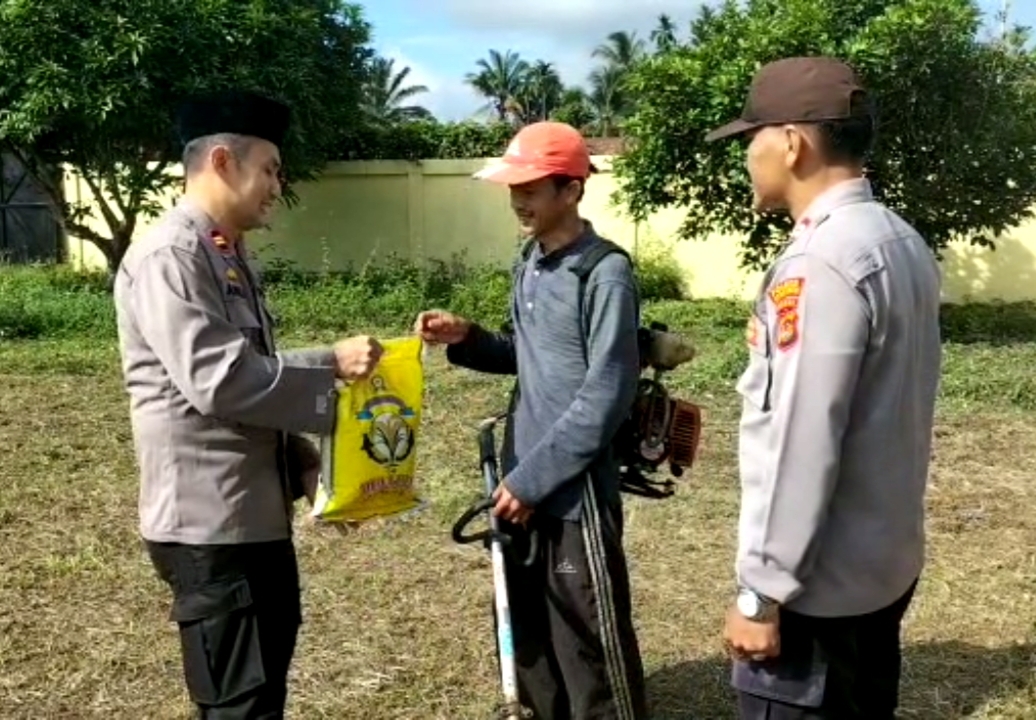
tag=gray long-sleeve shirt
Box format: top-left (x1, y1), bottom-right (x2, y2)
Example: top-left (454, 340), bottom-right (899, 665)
top-left (737, 179), bottom-right (942, 617)
top-left (115, 199), bottom-right (337, 545)
top-left (447, 223), bottom-right (641, 520)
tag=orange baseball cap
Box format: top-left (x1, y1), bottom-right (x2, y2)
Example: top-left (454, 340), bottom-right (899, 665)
top-left (474, 121), bottom-right (594, 185)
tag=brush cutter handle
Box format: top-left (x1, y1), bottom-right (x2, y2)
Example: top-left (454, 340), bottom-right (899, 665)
top-left (450, 497), bottom-right (540, 568)
top-left (451, 497), bottom-right (495, 546)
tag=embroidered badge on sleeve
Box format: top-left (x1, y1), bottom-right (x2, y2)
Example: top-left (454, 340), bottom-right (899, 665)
top-left (768, 278), bottom-right (804, 351)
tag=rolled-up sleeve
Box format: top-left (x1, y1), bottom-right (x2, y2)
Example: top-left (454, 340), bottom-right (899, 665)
top-left (132, 246), bottom-right (336, 435)
top-left (738, 255), bottom-right (870, 603)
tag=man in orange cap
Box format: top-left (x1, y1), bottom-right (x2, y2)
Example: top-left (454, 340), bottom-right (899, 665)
top-left (416, 121), bottom-right (648, 719)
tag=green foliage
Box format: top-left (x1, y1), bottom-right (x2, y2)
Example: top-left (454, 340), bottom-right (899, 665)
top-left (0, 0), bottom-right (373, 271)
top-left (551, 88), bottom-right (596, 131)
top-left (614, 0), bottom-right (1036, 268)
top-left (335, 120), bottom-right (514, 161)
top-left (8, 264), bottom-right (1036, 412)
top-left (939, 301), bottom-right (1036, 345)
top-left (0, 250), bottom-right (693, 342)
top-left (264, 255), bottom-right (514, 334)
top-left (0, 265), bottom-right (115, 339)
top-left (632, 245), bottom-right (687, 301)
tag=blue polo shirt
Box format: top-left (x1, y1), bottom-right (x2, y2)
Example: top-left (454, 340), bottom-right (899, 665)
top-left (447, 223), bottom-right (641, 520)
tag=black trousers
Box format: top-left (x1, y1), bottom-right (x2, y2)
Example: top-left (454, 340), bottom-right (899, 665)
top-left (146, 539), bottom-right (302, 720)
top-left (734, 580), bottom-right (918, 720)
top-left (501, 484), bottom-right (647, 720)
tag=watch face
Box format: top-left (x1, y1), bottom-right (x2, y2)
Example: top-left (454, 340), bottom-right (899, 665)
top-left (737, 591), bottom-right (760, 618)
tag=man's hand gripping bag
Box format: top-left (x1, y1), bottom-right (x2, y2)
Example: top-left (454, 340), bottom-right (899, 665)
top-left (313, 337), bottom-right (425, 523)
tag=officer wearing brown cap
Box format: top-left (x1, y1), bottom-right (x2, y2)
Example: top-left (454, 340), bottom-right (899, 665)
top-left (114, 90), bottom-right (383, 718)
top-left (708, 58), bottom-right (942, 719)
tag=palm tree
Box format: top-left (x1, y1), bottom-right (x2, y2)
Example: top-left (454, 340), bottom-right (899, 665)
top-left (519, 60), bottom-right (564, 122)
top-left (362, 57), bottom-right (432, 124)
top-left (587, 30), bottom-right (646, 135)
top-left (592, 31), bottom-right (646, 73)
top-left (587, 65), bottom-right (625, 137)
top-left (651, 14), bottom-right (678, 53)
top-left (466, 49), bottom-right (530, 123)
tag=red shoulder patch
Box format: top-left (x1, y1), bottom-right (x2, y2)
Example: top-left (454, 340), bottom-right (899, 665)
top-left (768, 277), bottom-right (804, 351)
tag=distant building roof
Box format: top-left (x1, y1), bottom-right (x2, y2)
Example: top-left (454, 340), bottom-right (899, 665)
top-left (586, 137), bottom-right (625, 156)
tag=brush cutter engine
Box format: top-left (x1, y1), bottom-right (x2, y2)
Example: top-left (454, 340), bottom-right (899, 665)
top-left (614, 323), bottom-right (703, 499)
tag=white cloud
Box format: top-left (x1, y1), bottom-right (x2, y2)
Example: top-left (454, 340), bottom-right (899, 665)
top-left (444, 0), bottom-right (706, 44)
top-left (379, 47), bottom-right (483, 121)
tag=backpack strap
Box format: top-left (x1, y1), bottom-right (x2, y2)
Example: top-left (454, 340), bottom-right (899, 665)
top-left (570, 239), bottom-right (632, 366)
top-left (503, 238), bottom-right (538, 449)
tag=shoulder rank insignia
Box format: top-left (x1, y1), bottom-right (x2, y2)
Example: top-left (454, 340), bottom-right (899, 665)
top-left (210, 230), bottom-right (235, 255)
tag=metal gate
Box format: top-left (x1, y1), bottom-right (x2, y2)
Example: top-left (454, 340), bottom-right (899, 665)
top-left (0, 153), bottom-right (63, 264)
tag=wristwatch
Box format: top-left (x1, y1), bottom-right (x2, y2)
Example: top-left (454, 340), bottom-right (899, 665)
top-left (737, 588), bottom-right (778, 621)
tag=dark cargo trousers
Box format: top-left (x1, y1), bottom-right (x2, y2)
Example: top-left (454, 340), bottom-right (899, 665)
top-left (734, 580), bottom-right (918, 720)
top-left (146, 539), bottom-right (301, 720)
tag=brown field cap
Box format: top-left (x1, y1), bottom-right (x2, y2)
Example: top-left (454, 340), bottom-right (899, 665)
top-left (706, 56), bottom-right (865, 142)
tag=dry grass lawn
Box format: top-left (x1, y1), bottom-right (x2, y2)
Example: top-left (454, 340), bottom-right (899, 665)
top-left (1, 335), bottom-right (1034, 719)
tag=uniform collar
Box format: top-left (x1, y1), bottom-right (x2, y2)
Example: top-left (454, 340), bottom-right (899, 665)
top-left (177, 197), bottom-right (244, 256)
top-left (177, 197), bottom-right (217, 235)
top-left (791, 178), bottom-right (873, 238)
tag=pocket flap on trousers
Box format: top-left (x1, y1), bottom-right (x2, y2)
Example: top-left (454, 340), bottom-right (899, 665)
top-left (731, 649), bottom-right (827, 708)
top-left (170, 577), bottom-right (254, 623)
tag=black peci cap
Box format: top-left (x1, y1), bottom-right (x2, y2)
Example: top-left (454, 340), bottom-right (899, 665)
top-left (175, 90), bottom-right (291, 149)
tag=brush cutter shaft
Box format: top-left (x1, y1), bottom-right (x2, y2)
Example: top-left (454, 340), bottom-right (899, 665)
top-left (449, 415), bottom-right (533, 719)
top-left (480, 416), bottom-right (523, 718)
top-left (491, 529), bottom-right (521, 714)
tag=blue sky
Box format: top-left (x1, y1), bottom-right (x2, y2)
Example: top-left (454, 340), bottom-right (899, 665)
top-left (362, 0), bottom-right (1036, 121)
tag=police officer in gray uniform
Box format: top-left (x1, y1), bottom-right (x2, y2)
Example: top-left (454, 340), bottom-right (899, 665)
top-left (114, 90), bottom-right (382, 719)
top-left (706, 58), bottom-right (942, 719)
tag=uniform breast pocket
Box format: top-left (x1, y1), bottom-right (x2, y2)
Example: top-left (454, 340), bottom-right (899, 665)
top-left (736, 318), bottom-right (772, 412)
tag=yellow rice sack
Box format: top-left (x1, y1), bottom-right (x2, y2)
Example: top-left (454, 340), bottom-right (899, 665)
top-left (313, 336), bottom-right (424, 523)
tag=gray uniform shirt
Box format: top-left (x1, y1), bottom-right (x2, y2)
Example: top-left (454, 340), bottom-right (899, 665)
top-left (114, 199), bottom-right (337, 545)
top-left (447, 223), bottom-right (641, 520)
top-left (737, 179), bottom-right (942, 617)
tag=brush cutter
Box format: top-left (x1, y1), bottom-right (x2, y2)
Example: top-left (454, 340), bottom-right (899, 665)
top-left (451, 413), bottom-right (537, 720)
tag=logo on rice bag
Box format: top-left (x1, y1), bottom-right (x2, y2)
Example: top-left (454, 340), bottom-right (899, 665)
top-left (357, 375), bottom-right (417, 468)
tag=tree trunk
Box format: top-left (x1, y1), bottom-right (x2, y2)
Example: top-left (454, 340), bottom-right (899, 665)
top-left (110, 227), bottom-right (133, 273)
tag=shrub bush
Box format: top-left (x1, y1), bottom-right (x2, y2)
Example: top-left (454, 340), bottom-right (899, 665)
top-left (0, 264), bottom-right (115, 339)
top-left (333, 121), bottom-right (514, 162)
